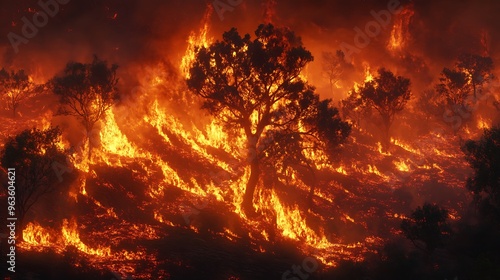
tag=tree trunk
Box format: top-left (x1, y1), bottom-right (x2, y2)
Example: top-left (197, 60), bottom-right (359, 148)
top-left (86, 126), bottom-right (93, 161)
top-left (88, 140), bottom-right (92, 160)
top-left (381, 116), bottom-right (391, 152)
top-left (12, 104), bottom-right (17, 119)
top-left (472, 81), bottom-right (477, 98)
top-left (242, 158), bottom-right (259, 217)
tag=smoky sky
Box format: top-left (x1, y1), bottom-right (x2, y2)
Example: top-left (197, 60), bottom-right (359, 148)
top-left (1, 0), bottom-right (500, 93)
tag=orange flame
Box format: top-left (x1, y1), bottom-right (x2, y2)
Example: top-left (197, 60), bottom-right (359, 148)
top-left (387, 4), bottom-right (414, 52)
top-left (23, 222), bottom-right (51, 247)
top-left (180, 5), bottom-right (213, 79)
top-left (62, 219), bottom-right (111, 257)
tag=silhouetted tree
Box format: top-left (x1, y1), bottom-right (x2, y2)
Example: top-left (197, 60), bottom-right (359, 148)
top-left (340, 89), bottom-right (372, 128)
top-left (401, 203), bottom-right (451, 253)
top-left (1, 127), bottom-right (68, 228)
top-left (187, 24), bottom-right (350, 215)
top-left (0, 68), bottom-right (39, 118)
top-left (435, 67), bottom-right (471, 110)
top-left (50, 56), bottom-right (119, 159)
top-left (322, 50), bottom-right (351, 95)
top-left (462, 126), bottom-right (500, 219)
top-left (355, 68), bottom-right (411, 147)
top-left (457, 53), bottom-right (494, 98)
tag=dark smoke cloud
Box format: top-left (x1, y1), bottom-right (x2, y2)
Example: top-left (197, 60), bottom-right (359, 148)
top-left (1, 0), bottom-right (499, 97)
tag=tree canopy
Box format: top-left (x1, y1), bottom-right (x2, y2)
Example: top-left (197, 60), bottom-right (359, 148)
top-left (435, 53), bottom-right (494, 114)
top-left (456, 53), bottom-right (494, 98)
top-left (1, 127), bottom-right (69, 226)
top-left (354, 68), bottom-right (411, 145)
top-left (401, 203), bottom-right (451, 253)
top-left (50, 56), bottom-right (119, 158)
top-left (0, 68), bottom-right (39, 117)
top-left (187, 24), bottom-right (350, 214)
top-left (436, 67), bottom-right (471, 108)
top-left (462, 126), bottom-right (500, 218)
top-left (51, 56), bottom-right (119, 133)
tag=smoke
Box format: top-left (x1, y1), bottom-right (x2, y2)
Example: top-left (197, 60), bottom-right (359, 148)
top-left (1, 0), bottom-right (499, 123)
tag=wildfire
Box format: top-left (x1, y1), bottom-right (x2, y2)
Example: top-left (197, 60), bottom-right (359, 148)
top-left (391, 138), bottom-right (421, 155)
top-left (364, 65), bottom-right (374, 82)
top-left (6, 2), bottom-right (479, 277)
top-left (335, 165), bottom-right (348, 175)
top-left (180, 5), bottom-right (213, 79)
top-left (62, 219), bottom-right (112, 257)
top-left (387, 4), bottom-right (414, 52)
top-left (260, 191), bottom-right (322, 246)
top-left (394, 159), bottom-right (410, 172)
top-left (96, 107), bottom-right (147, 166)
top-left (377, 142), bottom-right (391, 155)
top-left (343, 214), bottom-right (356, 223)
top-left (367, 164), bottom-right (388, 179)
top-left (21, 220), bottom-right (111, 257)
top-left (23, 222), bottom-right (51, 247)
top-left (477, 117), bottom-right (491, 129)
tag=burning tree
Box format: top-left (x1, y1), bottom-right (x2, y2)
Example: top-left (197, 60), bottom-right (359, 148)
top-left (0, 127), bottom-right (68, 228)
top-left (340, 89), bottom-right (372, 128)
top-left (435, 54), bottom-right (494, 119)
top-left (187, 24), bottom-right (350, 214)
top-left (0, 68), bottom-right (38, 118)
top-left (355, 68), bottom-right (411, 146)
top-left (435, 67), bottom-right (471, 110)
top-left (456, 53), bottom-right (494, 98)
top-left (50, 56), bottom-right (119, 159)
top-left (462, 126), bottom-right (500, 219)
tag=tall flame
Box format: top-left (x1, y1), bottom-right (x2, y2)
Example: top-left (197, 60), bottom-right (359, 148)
top-left (180, 5), bottom-right (213, 79)
top-left (23, 222), bottom-right (51, 247)
top-left (387, 4), bottom-right (415, 52)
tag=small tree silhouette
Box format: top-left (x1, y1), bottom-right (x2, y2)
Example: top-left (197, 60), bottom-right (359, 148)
top-left (0, 68), bottom-right (40, 118)
top-left (401, 203), bottom-right (451, 253)
top-left (355, 68), bottom-right (411, 148)
top-left (462, 126), bottom-right (500, 219)
top-left (1, 127), bottom-right (69, 228)
top-left (50, 56), bottom-right (119, 159)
